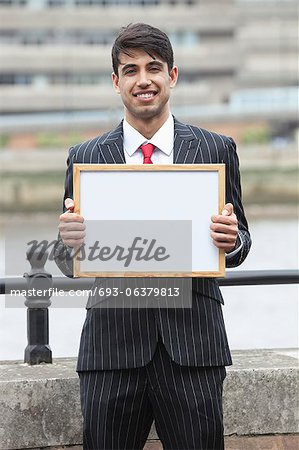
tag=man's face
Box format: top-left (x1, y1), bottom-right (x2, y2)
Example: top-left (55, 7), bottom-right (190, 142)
top-left (112, 49), bottom-right (178, 126)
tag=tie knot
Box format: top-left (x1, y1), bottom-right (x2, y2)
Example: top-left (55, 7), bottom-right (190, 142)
top-left (140, 143), bottom-right (155, 164)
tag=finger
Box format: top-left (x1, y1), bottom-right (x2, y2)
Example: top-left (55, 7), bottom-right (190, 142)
top-left (59, 212), bottom-right (84, 223)
top-left (211, 214), bottom-right (237, 225)
top-left (211, 232), bottom-right (237, 243)
top-left (58, 222), bottom-right (85, 234)
top-left (59, 220), bottom-right (85, 230)
top-left (65, 198), bottom-right (75, 212)
top-left (60, 231), bottom-right (86, 240)
top-left (222, 203), bottom-right (234, 216)
top-left (210, 222), bottom-right (238, 233)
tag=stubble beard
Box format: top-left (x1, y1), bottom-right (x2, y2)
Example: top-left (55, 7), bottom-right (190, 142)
top-left (128, 97), bottom-right (169, 123)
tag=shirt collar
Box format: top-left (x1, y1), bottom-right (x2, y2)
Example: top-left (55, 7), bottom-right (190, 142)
top-left (123, 114), bottom-right (174, 157)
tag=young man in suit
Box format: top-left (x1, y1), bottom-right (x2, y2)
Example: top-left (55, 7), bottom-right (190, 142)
top-left (55, 23), bottom-right (251, 450)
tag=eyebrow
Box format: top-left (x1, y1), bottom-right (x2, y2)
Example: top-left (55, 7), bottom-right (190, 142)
top-left (147, 60), bottom-right (164, 68)
top-left (121, 63), bottom-right (137, 74)
top-left (120, 60), bottom-right (164, 74)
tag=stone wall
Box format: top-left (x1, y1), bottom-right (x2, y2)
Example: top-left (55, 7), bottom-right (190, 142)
top-left (0, 349), bottom-right (298, 449)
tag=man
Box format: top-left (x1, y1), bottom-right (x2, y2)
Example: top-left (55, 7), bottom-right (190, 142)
top-left (54, 23), bottom-right (251, 450)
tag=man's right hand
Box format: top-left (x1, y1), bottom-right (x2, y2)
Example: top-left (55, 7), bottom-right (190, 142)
top-left (58, 198), bottom-right (86, 250)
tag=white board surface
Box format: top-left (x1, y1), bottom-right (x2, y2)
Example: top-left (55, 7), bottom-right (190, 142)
top-left (74, 164), bottom-right (225, 277)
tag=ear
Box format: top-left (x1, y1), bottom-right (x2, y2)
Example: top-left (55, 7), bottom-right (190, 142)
top-left (169, 66), bottom-right (178, 88)
top-left (112, 72), bottom-right (120, 93)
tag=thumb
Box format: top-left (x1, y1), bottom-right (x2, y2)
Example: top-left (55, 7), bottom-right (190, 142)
top-left (222, 203), bottom-right (234, 216)
top-left (64, 198), bottom-right (75, 212)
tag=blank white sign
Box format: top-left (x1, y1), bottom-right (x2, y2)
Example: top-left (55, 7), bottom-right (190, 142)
top-left (73, 164), bottom-right (225, 277)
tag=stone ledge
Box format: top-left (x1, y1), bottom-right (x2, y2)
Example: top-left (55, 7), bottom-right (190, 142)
top-left (0, 349), bottom-right (298, 449)
top-left (25, 435), bottom-right (299, 450)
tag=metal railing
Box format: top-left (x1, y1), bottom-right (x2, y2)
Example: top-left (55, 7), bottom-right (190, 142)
top-left (1, 249), bottom-right (298, 365)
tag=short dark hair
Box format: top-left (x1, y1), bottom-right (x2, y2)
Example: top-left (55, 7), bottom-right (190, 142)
top-left (111, 23), bottom-right (174, 76)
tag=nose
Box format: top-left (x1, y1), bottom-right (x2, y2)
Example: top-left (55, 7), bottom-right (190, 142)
top-left (136, 71), bottom-right (151, 88)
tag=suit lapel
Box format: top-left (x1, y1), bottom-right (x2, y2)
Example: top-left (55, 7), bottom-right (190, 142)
top-left (173, 118), bottom-right (202, 164)
top-left (97, 118), bottom-right (202, 164)
top-left (97, 121), bottom-right (125, 163)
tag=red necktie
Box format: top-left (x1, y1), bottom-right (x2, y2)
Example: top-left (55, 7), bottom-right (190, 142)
top-left (140, 143), bottom-right (155, 164)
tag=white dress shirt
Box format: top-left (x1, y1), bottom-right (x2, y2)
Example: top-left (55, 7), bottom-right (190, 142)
top-left (122, 114), bottom-right (242, 258)
top-left (123, 114), bottom-right (174, 164)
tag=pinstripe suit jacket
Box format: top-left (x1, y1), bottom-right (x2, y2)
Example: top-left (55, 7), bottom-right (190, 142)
top-left (54, 117), bottom-right (251, 371)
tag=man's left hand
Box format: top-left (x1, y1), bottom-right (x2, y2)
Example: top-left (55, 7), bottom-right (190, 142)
top-left (210, 203), bottom-right (239, 253)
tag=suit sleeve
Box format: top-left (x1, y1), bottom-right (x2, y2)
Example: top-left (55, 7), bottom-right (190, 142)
top-left (223, 137), bottom-right (251, 268)
top-left (53, 147), bottom-right (76, 277)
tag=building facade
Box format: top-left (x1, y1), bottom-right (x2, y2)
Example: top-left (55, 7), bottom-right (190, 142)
top-left (0, 0), bottom-right (298, 134)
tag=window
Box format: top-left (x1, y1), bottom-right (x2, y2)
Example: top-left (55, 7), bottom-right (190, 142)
top-left (0, 74), bottom-right (32, 84)
top-left (169, 31), bottom-right (199, 47)
top-left (0, 74), bottom-right (15, 84)
top-left (74, 0), bottom-right (158, 5)
top-left (0, 0), bottom-right (27, 5)
top-left (48, 0), bottom-right (64, 5)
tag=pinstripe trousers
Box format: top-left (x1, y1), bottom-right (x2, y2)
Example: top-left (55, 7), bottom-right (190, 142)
top-left (78, 336), bottom-right (226, 450)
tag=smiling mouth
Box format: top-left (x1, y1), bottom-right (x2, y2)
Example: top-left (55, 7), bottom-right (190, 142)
top-left (134, 91), bottom-right (157, 99)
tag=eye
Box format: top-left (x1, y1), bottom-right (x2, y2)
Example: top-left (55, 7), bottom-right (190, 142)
top-left (150, 67), bottom-right (160, 72)
top-left (124, 69), bottom-right (136, 75)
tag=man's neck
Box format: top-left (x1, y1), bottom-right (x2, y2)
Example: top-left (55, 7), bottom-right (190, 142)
top-left (125, 111), bottom-right (171, 139)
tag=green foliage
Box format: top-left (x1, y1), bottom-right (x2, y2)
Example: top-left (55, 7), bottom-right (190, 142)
top-left (0, 134), bottom-right (9, 149)
top-left (241, 127), bottom-right (270, 145)
top-left (36, 131), bottom-right (87, 149)
top-left (36, 132), bottom-right (63, 148)
top-left (66, 131), bottom-right (87, 146)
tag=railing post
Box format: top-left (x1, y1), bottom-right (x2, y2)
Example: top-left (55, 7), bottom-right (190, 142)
top-left (24, 247), bottom-right (52, 365)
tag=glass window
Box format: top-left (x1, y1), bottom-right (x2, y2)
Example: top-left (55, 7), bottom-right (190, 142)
top-left (73, 0), bottom-right (158, 4)
top-left (0, 0), bottom-right (27, 4)
top-left (0, 74), bottom-right (15, 84)
top-left (0, 74), bottom-right (33, 84)
top-left (48, 0), bottom-right (65, 6)
top-left (16, 74), bottom-right (32, 85)
top-left (169, 31), bottom-right (199, 47)
top-left (27, 0), bottom-right (47, 7)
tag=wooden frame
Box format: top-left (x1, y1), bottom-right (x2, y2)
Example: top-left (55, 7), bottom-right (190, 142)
top-left (73, 164), bottom-right (225, 278)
